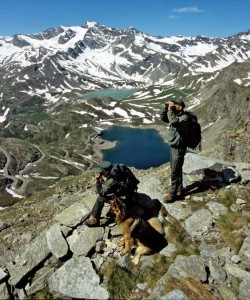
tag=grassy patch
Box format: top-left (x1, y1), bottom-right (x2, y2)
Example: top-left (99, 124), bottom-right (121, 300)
top-left (215, 211), bottom-right (248, 252)
top-left (105, 255), bottom-right (172, 299)
top-left (166, 218), bottom-right (200, 257)
top-left (23, 112), bottom-right (51, 123)
top-left (217, 189), bottom-right (236, 208)
top-left (106, 261), bottom-right (139, 300)
top-left (188, 198), bottom-right (207, 211)
top-left (144, 254), bottom-right (173, 288)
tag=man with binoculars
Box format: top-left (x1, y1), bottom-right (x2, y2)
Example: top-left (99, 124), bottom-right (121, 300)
top-left (161, 98), bottom-right (189, 202)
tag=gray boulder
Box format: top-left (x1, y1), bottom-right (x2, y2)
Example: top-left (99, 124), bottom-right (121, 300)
top-left (159, 289), bottom-right (189, 300)
top-left (239, 280), bottom-right (250, 300)
top-left (167, 255), bottom-right (207, 282)
top-left (209, 258), bottom-right (227, 283)
top-left (26, 267), bottom-right (55, 296)
top-left (163, 201), bottom-right (192, 221)
top-left (48, 256), bottom-right (109, 299)
top-left (224, 263), bottom-right (250, 281)
top-left (183, 209), bottom-right (213, 239)
top-left (239, 234), bottom-right (250, 258)
top-left (55, 201), bottom-right (90, 227)
top-left (183, 152), bottom-right (226, 175)
top-left (206, 201), bottom-right (228, 219)
top-left (7, 233), bottom-right (50, 286)
top-left (68, 226), bottom-right (104, 257)
top-left (46, 223), bottom-right (69, 259)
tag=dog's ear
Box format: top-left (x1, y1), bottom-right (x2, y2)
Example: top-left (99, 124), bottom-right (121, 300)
top-left (113, 197), bottom-right (119, 207)
top-left (110, 199), bottom-right (116, 209)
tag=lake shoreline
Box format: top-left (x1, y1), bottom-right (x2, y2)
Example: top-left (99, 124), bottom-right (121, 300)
top-left (92, 123), bottom-right (169, 166)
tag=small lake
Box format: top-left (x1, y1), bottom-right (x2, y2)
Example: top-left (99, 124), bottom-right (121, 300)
top-left (83, 88), bottom-right (138, 100)
top-left (101, 126), bottom-right (170, 169)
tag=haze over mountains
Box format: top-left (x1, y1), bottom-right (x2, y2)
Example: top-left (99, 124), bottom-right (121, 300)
top-left (0, 21), bottom-right (250, 198)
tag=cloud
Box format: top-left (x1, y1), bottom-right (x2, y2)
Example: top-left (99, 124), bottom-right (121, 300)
top-left (169, 15), bottom-right (177, 20)
top-left (172, 7), bottom-right (203, 13)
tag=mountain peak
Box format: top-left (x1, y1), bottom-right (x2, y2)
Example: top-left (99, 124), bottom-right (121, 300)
top-left (85, 20), bottom-right (98, 28)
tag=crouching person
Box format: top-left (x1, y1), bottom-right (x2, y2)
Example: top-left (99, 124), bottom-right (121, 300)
top-left (85, 161), bottom-right (116, 226)
top-left (85, 160), bottom-right (162, 227)
top-left (85, 161), bottom-right (137, 227)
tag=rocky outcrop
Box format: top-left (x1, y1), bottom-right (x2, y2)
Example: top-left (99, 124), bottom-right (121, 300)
top-left (0, 153), bottom-right (249, 299)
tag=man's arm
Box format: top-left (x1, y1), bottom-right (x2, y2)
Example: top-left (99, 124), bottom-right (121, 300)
top-left (96, 177), bottom-right (119, 197)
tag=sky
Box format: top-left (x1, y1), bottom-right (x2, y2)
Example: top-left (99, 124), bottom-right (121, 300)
top-left (0, 0), bottom-right (249, 38)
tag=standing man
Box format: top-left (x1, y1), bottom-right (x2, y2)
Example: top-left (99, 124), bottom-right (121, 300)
top-left (160, 99), bottom-right (189, 202)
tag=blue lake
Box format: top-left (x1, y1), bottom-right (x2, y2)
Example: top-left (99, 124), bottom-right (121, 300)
top-left (101, 126), bottom-right (170, 169)
top-left (83, 88), bottom-right (138, 100)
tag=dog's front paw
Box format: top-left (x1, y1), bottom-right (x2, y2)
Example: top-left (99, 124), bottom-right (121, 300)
top-left (121, 248), bottom-right (130, 255)
top-left (132, 255), bottom-right (140, 265)
top-left (117, 240), bottom-right (125, 247)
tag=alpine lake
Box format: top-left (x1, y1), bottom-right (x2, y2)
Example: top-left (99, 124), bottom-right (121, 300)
top-left (85, 88), bottom-right (170, 169)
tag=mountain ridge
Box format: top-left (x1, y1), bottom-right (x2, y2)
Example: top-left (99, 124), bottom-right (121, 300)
top-left (0, 21), bottom-right (250, 199)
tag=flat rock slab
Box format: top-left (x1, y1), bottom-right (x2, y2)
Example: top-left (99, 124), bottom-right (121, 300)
top-left (55, 201), bottom-right (90, 227)
top-left (167, 255), bottom-right (207, 282)
top-left (183, 209), bottom-right (213, 239)
top-left (183, 152), bottom-right (227, 174)
top-left (163, 202), bottom-right (192, 221)
top-left (26, 267), bottom-right (55, 296)
top-left (46, 223), bottom-right (69, 259)
top-left (206, 201), bottom-right (228, 219)
top-left (225, 263), bottom-right (250, 282)
top-left (69, 226), bottom-right (104, 257)
top-left (48, 256), bottom-right (109, 300)
top-left (7, 233), bottom-right (50, 286)
top-left (239, 234), bottom-right (250, 258)
top-left (159, 289), bottom-right (189, 300)
top-left (239, 280), bottom-right (250, 300)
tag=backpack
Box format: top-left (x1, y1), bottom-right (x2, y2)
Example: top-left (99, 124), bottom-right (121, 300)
top-left (185, 111), bottom-right (202, 149)
top-left (110, 163), bottom-right (140, 195)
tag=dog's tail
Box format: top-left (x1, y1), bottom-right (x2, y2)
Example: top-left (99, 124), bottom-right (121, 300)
top-left (148, 217), bottom-right (165, 235)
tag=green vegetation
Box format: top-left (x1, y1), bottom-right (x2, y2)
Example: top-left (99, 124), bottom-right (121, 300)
top-left (106, 261), bottom-right (139, 300)
top-left (213, 188), bottom-right (249, 252)
top-left (23, 112), bottom-right (51, 123)
top-left (216, 211), bottom-right (248, 252)
top-left (218, 189), bottom-right (236, 208)
top-left (106, 254), bottom-right (172, 300)
top-left (166, 217), bottom-right (200, 257)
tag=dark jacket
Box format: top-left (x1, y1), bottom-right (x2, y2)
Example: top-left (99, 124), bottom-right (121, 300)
top-left (167, 109), bottom-right (189, 147)
top-left (161, 108), bottom-right (189, 147)
top-left (96, 177), bottom-right (118, 198)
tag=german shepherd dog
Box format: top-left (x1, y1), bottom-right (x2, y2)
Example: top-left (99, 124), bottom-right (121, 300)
top-left (108, 197), bottom-right (168, 264)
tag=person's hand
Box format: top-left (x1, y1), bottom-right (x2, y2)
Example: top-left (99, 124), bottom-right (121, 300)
top-left (167, 101), bottom-right (175, 110)
top-left (94, 172), bottom-right (102, 179)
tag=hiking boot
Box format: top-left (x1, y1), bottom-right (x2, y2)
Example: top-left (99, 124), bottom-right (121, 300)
top-left (84, 217), bottom-right (99, 227)
top-left (176, 189), bottom-right (186, 199)
top-left (163, 194), bottom-right (176, 203)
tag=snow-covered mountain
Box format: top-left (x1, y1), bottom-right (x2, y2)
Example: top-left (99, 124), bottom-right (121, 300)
top-left (1, 20), bottom-right (250, 104)
top-left (1, 21), bottom-right (250, 198)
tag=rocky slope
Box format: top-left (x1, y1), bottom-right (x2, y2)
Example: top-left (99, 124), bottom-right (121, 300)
top-left (0, 152), bottom-right (249, 299)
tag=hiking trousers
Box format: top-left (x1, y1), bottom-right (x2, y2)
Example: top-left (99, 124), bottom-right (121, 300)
top-left (170, 146), bottom-right (186, 196)
top-left (91, 195), bottom-right (111, 219)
